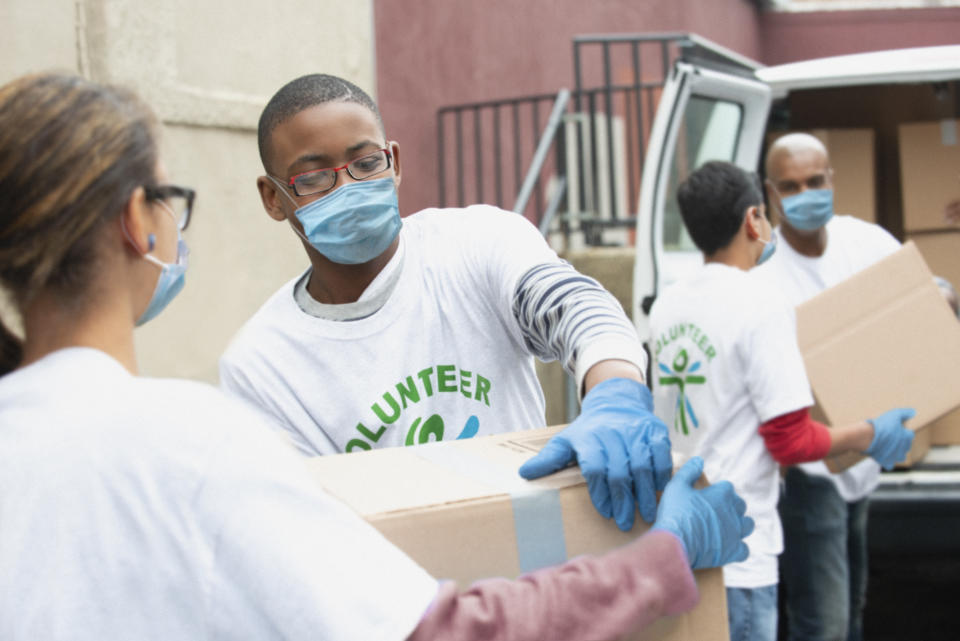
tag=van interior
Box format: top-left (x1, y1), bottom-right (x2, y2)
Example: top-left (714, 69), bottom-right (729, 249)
top-left (764, 80), bottom-right (960, 239)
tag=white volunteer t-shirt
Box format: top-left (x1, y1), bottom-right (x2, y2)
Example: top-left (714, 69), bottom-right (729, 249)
top-left (755, 215), bottom-right (901, 502)
top-left (650, 263), bottom-right (813, 588)
top-left (220, 205), bottom-right (559, 455)
top-left (0, 348), bottom-right (438, 641)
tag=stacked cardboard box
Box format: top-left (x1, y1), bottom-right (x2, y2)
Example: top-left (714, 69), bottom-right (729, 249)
top-left (795, 243), bottom-right (960, 471)
top-left (899, 120), bottom-right (960, 445)
top-left (307, 425), bottom-right (729, 641)
top-left (899, 120), bottom-right (960, 233)
top-left (810, 128), bottom-right (877, 224)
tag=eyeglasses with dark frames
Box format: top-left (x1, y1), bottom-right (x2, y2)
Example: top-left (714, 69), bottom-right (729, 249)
top-left (145, 184), bottom-right (195, 231)
top-left (279, 148), bottom-right (392, 197)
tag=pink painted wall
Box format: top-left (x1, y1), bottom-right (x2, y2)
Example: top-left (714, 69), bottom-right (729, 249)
top-left (373, 2), bottom-right (959, 217)
top-left (373, 0), bottom-right (762, 215)
top-left (760, 7), bottom-right (960, 65)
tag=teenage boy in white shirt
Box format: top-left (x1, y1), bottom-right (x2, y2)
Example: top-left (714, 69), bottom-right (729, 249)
top-left (220, 73), bottom-right (669, 532)
top-left (649, 161), bottom-right (915, 641)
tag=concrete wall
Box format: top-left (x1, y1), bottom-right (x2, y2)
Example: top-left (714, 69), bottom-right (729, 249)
top-left (0, 0), bottom-right (376, 382)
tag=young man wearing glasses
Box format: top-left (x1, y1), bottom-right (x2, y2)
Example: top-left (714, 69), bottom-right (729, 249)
top-left (219, 73), bottom-right (671, 532)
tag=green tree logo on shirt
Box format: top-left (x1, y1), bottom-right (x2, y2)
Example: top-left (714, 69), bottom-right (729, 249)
top-left (658, 349), bottom-right (706, 436)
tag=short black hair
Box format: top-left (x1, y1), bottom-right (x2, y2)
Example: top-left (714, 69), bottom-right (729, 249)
top-left (257, 73), bottom-right (384, 172)
top-left (676, 161), bottom-right (763, 256)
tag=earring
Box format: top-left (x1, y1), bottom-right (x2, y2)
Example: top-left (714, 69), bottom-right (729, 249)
top-left (147, 234), bottom-right (156, 252)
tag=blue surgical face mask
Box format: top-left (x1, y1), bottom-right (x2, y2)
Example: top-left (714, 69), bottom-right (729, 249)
top-left (137, 237), bottom-right (189, 326)
top-left (780, 189), bottom-right (834, 231)
top-left (758, 230), bottom-right (777, 265)
top-left (275, 177), bottom-right (402, 265)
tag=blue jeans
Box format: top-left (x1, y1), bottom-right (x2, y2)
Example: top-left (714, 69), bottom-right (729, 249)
top-left (727, 585), bottom-right (778, 641)
top-left (778, 468), bottom-right (870, 641)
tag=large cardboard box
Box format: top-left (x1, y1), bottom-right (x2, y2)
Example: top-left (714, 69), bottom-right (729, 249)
top-left (795, 242), bottom-right (960, 471)
top-left (898, 119), bottom-right (960, 232)
top-left (767, 128), bottom-right (876, 224)
top-left (307, 425), bottom-right (729, 641)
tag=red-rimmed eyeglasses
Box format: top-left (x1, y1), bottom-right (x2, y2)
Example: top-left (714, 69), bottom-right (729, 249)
top-left (281, 148), bottom-right (393, 197)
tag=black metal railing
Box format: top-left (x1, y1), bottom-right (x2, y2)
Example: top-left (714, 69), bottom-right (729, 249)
top-left (512, 89), bottom-right (571, 235)
top-left (571, 34), bottom-right (685, 238)
top-left (436, 33), bottom-right (691, 245)
top-left (437, 92), bottom-right (563, 220)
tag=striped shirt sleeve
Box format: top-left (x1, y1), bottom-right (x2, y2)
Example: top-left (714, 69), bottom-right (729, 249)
top-left (512, 262), bottom-right (648, 398)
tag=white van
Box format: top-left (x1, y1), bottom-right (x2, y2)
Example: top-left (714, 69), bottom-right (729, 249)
top-left (633, 43), bottom-right (960, 336)
top-left (630, 42), bottom-right (960, 557)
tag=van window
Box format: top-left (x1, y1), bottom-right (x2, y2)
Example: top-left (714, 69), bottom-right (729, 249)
top-left (663, 97), bottom-right (743, 251)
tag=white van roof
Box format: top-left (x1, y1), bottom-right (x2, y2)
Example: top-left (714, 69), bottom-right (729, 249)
top-left (755, 45), bottom-right (960, 95)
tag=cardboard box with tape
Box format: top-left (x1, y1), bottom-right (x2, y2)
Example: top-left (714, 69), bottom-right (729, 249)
top-left (307, 424), bottom-right (729, 641)
top-left (795, 242), bottom-right (960, 471)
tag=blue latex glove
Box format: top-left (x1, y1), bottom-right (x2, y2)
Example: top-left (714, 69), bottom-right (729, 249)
top-left (866, 407), bottom-right (916, 470)
top-left (651, 457), bottom-right (754, 570)
top-left (518, 377), bottom-right (672, 531)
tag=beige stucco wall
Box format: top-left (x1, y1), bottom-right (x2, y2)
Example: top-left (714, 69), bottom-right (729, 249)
top-left (1, 0), bottom-right (376, 382)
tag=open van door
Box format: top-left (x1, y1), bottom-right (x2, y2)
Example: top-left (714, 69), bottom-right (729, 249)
top-left (633, 62), bottom-right (771, 342)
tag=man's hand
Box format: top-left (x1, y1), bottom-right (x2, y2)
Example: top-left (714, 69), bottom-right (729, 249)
top-left (866, 407), bottom-right (916, 470)
top-left (518, 377), bottom-right (672, 531)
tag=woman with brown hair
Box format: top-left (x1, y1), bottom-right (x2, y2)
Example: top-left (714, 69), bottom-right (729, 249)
top-left (0, 72), bottom-right (752, 641)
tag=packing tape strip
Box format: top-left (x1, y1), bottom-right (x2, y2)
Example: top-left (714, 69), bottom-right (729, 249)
top-left (509, 489), bottom-right (567, 573)
top-left (414, 444), bottom-right (568, 574)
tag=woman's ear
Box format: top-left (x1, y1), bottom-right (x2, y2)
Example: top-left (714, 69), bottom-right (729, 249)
top-left (120, 186), bottom-right (153, 255)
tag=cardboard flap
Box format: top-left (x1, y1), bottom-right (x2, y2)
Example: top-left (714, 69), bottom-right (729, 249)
top-left (796, 242), bottom-right (960, 470)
